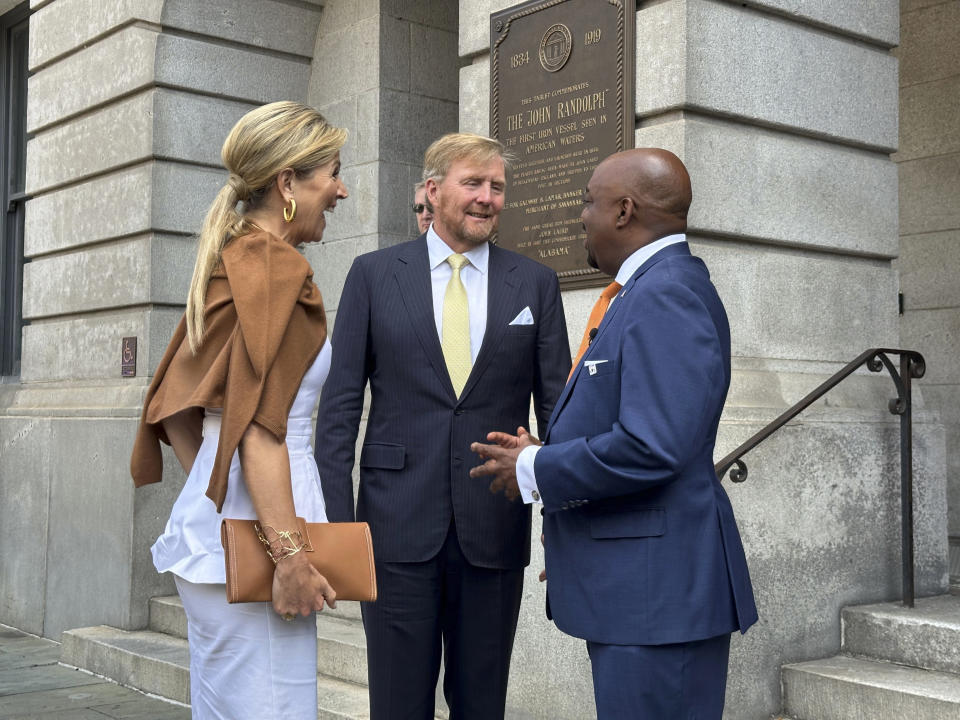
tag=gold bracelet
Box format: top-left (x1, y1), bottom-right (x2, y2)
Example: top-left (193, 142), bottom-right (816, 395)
top-left (254, 522), bottom-right (306, 565)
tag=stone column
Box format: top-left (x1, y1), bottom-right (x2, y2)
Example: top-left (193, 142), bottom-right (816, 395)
top-left (0, 0), bottom-right (323, 638)
top-left (897, 0), bottom-right (960, 587)
top-left (303, 1), bottom-right (459, 525)
top-left (459, 2), bottom-right (947, 718)
top-left (306, 0), bottom-right (459, 322)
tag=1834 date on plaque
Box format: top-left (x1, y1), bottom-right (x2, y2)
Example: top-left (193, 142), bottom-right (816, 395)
top-left (491, 0), bottom-right (634, 288)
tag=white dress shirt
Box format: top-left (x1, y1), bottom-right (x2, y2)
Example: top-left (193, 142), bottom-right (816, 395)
top-left (427, 226), bottom-right (488, 364)
top-left (516, 234), bottom-right (687, 504)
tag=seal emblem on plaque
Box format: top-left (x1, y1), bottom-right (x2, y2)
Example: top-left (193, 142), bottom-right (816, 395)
top-left (539, 23), bottom-right (572, 72)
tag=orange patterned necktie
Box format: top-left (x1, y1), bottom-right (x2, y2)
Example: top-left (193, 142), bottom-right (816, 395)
top-left (568, 281), bottom-right (622, 381)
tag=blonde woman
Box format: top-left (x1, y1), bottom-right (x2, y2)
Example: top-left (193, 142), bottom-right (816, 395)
top-left (131, 101), bottom-right (347, 719)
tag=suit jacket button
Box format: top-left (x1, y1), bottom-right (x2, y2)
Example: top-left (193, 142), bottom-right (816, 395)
top-left (454, 408), bottom-right (465, 415)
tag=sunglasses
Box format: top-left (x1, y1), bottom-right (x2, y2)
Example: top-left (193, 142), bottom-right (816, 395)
top-left (412, 203), bottom-right (434, 215)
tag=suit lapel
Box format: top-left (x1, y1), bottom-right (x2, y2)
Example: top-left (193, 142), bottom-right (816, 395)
top-left (393, 237), bottom-right (456, 399)
top-left (460, 243), bottom-right (519, 400)
top-left (544, 243), bottom-right (692, 440)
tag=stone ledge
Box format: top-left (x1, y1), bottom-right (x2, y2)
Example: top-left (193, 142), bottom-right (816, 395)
top-left (154, 32), bottom-right (311, 106)
top-left (460, 0), bottom-right (899, 57)
top-left (25, 162), bottom-right (222, 257)
top-left (895, 75), bottom-right (960, 163)
top-left (743, 0), bottom-right (898, 47)
top-left (842, 596), bottom-right (960, 674)
top-left (637, 0), bottom-right (898, 151)
top-left (899, 1), bottom-right (960, 88)
top-left (690, 239), bottom-right (899, 362)
top-left (637, 116), bottom-right (897, 257)
top-left (28, 0), bottom-right (163, 71)
top-left (23, 234), bottom-right (193, 318)
top-left (315, 615), bottom-right (368, 686)
top-left (148, 596), bottom-right (186, 640)
top-left (29, 0), bottom-right (321, 71)
top-left (899, 230), bottom-right (960, 312)
top-left (0, 381), bottom-right (146, 416)
top-left (782, 655), bottom-right (960, 720)
top-left (25, 89), bottom-right (255, 197)
top-left (27, 24), bottom-right (157, 134)
top-left (60, 626), bottom-right (190, 705)
top-left (899, 152), bottom-right (960, 237)
top-left (160, 0), bottom-right (321, 59)
top-left (20, 307), bottom-right (182, 383)
top-left (26, 91), bottom-right (155, 196)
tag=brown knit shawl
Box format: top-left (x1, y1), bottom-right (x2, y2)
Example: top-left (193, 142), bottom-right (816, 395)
top-left (130, 230), bottom-right (327, 511)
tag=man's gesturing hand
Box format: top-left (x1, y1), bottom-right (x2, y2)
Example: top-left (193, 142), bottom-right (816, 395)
top-left (470, 426), bottom-right (540, 501)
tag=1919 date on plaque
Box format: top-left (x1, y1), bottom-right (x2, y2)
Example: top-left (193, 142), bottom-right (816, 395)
top-left (491, 0), bottom-right (635, 288)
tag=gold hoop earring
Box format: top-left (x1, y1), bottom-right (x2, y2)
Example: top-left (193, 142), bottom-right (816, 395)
top-left (283, 198), bottom-right (297, 223)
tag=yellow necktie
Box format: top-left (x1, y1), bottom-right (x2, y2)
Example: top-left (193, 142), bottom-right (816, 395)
top-left (568, 280), bottom-right (622, 381)
top-left (442, 253), bottom-right (472, 396)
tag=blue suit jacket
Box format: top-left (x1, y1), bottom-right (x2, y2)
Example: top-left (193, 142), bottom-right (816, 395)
top-left (315, 236), bottom-right (570, 569)
top-left (535, 242), bottom-right (758, 645)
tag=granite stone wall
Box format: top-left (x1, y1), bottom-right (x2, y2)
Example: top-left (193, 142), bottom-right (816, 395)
top-left (896, 0), bottom-right (960, 586)
top-left (0, 0), bottom-right (324, 638)
top-left (457, 1), bottom-right (947, 718)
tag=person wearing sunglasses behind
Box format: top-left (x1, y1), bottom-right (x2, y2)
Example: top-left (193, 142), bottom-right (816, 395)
top-left (413, 180), bottom-right (435, 234)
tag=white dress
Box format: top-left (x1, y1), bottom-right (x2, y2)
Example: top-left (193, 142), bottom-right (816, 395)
top-left (152, 340), bottom-right (331, 720)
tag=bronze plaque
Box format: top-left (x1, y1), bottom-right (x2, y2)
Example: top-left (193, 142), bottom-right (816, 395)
top-left (491, 0), bottom-right (635, 288)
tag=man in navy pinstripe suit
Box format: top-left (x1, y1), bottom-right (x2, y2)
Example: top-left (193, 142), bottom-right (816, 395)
top-left (315, 133), bottom-right (570, 720)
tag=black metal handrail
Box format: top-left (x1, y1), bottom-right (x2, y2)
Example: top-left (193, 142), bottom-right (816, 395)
top-left (715, 348), bottom-right (926, 607)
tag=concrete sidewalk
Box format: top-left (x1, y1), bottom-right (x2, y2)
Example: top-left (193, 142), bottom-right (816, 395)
top-left (0, 624), bottom-right (190, 720)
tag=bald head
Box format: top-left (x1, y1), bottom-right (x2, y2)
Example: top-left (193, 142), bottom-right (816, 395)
top-left (581, 148), bottom-right (692, 275)
top-left (597, 148), bottom-right (691, 224)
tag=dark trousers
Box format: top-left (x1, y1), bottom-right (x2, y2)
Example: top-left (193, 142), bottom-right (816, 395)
top-left (361, 522), bottom-right (524, 720)
top-left (587, 633), bottom-right (731, 719)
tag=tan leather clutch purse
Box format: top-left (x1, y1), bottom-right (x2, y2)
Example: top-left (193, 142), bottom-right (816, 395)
top-left (220, 517), bottom-right (377, 604)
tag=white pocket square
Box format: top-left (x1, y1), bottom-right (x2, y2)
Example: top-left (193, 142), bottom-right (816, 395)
top-left (509, 307), bottom-right (535, 326)
top-left (583, 359), bottom-right (608, 376)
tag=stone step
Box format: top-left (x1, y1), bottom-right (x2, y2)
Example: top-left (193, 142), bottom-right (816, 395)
top-left (316, 612), bottom-right (368, 686)
top-left (327, 599), bottom-right (364, 621)
top-left (842, 594), bottom-right (960, 674)
top-left (317, 675), bottom-right (372, 720)
top-left (316, 674), bottom-right (445, 720)
top-left (59, 624), bottom-right (375, 719)
top-left (148, 594), bottom-right (368, 686)
top-left (60, 626), bottom-right (190, 704)
top-left (150, 595), bottom-right (187, 639)
top-left (68, 599), bottom-right (447, 718)
top-left (782, 655), bottom-right (960, 720)
top-left (149, 594), bottom-right (362, 630)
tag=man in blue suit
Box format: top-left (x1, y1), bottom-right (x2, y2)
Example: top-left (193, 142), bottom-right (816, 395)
top-left (471, 148), bottom-right (757, 718)
top-left (315, 133), bottom-right (569, 719)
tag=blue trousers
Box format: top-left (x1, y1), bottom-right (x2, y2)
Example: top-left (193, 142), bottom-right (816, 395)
top-left (361, 521), bottom-right (524, 720)
top-left (587, 633), bottom-right (731, 719)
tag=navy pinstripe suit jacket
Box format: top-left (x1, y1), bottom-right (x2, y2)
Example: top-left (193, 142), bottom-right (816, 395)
top-left (315, 236), bottom-right (570, 569)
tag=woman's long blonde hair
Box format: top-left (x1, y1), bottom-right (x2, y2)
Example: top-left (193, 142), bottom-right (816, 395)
top-left (185, 101), bottom-right (347, 354)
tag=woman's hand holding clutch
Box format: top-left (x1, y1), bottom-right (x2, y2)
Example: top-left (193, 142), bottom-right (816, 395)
top-left (272, 552), bottom-right (337, 618)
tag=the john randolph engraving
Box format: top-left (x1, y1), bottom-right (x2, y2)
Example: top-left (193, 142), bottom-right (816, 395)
top-left (491, 0), bottom-right (635, 287)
